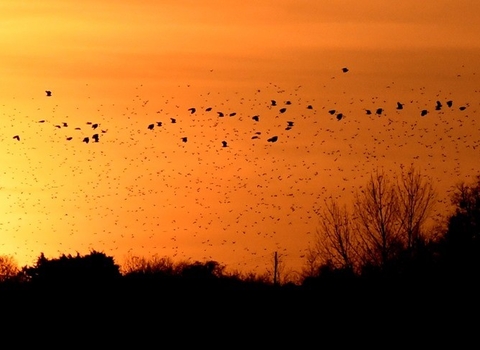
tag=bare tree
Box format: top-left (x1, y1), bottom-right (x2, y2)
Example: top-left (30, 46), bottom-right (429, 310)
top-left (353, 168), bottom-right (403, 269)
top-left (396, 165), bottom-right (437, 253)
top-left (0, 255), bottom-right (20, 282)
top-left (311, 199), bottom-right (358, 272)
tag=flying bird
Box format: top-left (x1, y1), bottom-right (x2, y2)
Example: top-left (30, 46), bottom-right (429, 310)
top-left (421, 109), bottom-right (428, 116)
top-left (181, 137), bottom-right (188, 143)
top-left (92, 134), bottom-right (99, 142)
top-left (170, 118), bottom-right (176, 123)
top-left (45, 90), bottom-right (52, 96)
top-left (267, 136), bottom-right (278, 142)
top-left (342, 67), bottom-right (349, 73)
top-left (83, 137), bottom-right (89, 143)
top-left (279, 108), bottom-right (287, 113)
top-left (188, 107), bottom-right (196, 114)
top-left (148, 124), bottom-right (155, 130)
top-left (396, 102), bottom-right (404, 110)
top-left (252, 115), bottom-right (259, 122)
top-left (13, 135), bottom-right (20, 141)
top-left (446, 100), bottom-right (453, 108)
top-left (222, 141), bottom-right (228, 147)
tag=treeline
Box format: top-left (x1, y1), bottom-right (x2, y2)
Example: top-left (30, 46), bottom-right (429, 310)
top-left (0, 166), bottom-right (479, 295)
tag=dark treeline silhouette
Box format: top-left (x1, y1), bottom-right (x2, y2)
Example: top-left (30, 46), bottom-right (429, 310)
top-left (1, 168), bottom-right (480, 314)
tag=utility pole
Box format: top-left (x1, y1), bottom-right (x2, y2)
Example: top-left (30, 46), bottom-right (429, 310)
top-left (273, 251), bottom-right (278, 286)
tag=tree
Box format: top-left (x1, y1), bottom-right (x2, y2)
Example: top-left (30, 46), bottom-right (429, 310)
top-left (0, 255), bottom-right (19, 283)
top-left (308, 199), bottom-right (358, 274)
top-left (396, 165), bottom-right (437, 254)
top-left (353, 168), bottom-right (403, 271)
top-left (23, 250), bottom-right (121, 286)
top-left (307, 166), bottom-right (438, 279)
top-left (439, 174), bottom-right (480, 275)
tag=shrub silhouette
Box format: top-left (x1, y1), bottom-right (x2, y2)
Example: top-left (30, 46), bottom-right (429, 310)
top-left (22, 250), bottom-right (121, 287)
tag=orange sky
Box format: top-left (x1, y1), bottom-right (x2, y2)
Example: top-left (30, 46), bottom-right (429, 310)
top-left (1, 1), bottom-right (480, 276)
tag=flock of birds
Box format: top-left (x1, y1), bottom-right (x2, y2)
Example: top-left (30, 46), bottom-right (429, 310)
top-left (1, 66), bottom-right (479, 275)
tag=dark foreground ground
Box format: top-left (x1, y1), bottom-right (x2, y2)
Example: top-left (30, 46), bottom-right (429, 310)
top-left (1, 277), bottom-right (478, 347)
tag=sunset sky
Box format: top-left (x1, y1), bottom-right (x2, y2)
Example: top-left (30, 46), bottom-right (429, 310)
top-left (1, 1), bottom-right (479, 276)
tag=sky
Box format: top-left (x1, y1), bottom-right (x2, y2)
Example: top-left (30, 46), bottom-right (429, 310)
top-left (1, 1), bottom-right (479, 276)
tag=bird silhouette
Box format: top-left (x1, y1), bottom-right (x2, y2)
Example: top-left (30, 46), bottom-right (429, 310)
top-left (92, 134), bottom-right (99, 142)
top-left (181, 137), bottom-right (188, 143)
top-left (342, 67), bottom-right (349, 73)
top-left (446, 100), bottom-right (453, 108)
top-left (252, 115), bottom-right (259, 122)
top-left (396, 102), bottom-right (404, 110)
top-left (13, 135), bottom-right (20, 141)
top-left (83, 137), bottom-right (89, 143)
top-left (170, 118), bottom-right (176, 123)
top-left (45, 90), bottom-right (52, 97)
top-left (421, 109), bottom-right (428, 116)
top-left (279, 108), bottom-right (287, 113)
top-left (267, 136), bottom-right (278, 142)
top-left (148, 124), bottom-right (154, 130)
top-left (188, 107), bottom-right (196, 114)
top-left (222, 140), bottom-right (228, 147)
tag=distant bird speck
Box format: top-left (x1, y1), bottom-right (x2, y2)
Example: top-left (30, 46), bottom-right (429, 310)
top-left (13, 135), bottom-right (20, 141)
top-left (342, 67), bottom-right (349, 73)
top-left (45, 90), bottom-right (52, 97)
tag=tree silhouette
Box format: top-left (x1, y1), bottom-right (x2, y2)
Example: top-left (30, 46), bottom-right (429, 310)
top-left (0, 255), bottom-right (19, 283)
top-left (307, 199), bottom-right (358, 274)
top-left (438, 174), bottom-right (480, 277)
top-left (307, 166), bottom-right (438, 281)
top-left (22, 250), bottom-right (121, 287)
